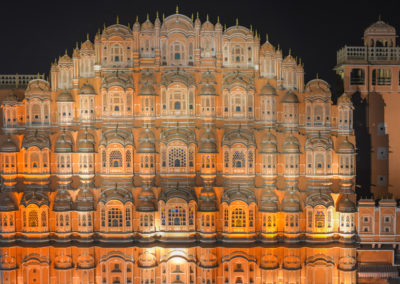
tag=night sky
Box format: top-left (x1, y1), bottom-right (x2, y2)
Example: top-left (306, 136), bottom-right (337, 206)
top-left (1, 0), bottom-right (399, 93)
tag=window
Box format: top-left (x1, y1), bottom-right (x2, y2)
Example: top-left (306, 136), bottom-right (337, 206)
top-left (168, 147), bottom-right (186, 168)
top-left (126, 150), bottom-right (132, 168)
top-left (315, 211), bottom-right (325, 228)
top-left (372, 69), bottom-right (392, 85)
top-left (224, 209), bottom-right (229, 227)
top-left (232, 151), bottom-right (245, 168)
top-left (108, 208), bottom-right (123, 227)
top-left (126, 208), bottom-right (131, 227)
top-left (231, 208), bottom-right (246, 227)
top-left (350, 68), bottom-right (365, 85)
top-left (168, 206), bottom-right (186, 226)
top-left (28, 210), bottom-right (38, 227)
top-left (110, 150), bottom-right (122, 168)
top-left (110, 44), bottom-right (123, 63)
top-left (101, 209), bottom-right (105, 227)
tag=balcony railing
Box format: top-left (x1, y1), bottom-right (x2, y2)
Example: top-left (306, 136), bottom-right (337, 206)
top-left (337, 46), bottom-right (400, 65)
top-left (0, 74), bottom-right (45, 88)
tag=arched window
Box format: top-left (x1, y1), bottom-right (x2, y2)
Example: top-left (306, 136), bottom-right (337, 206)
top-left (224, 209), bottom-right (229, 227)
top-left (232, 151), bottom-right (245, 168)
top-left (29, 210), bottom-right (38, 227)
top-left (110, 44), bottom-right (123, 63)
top-left (231, 208), bottom-right (246, 228)
top-left (168, 206), bottom-right (186, 226)
top-left (110, 150), bottom-right (122, 168)
top-left (60, 215), bottom-right (64, 226)
top-left (126, 150), bottom-right (132, 168)
top-left (315, 210), bottom-right (325, 228)
top-left (108, 208), bottom-right (123, 227)
top-left (101, 208), bottom-right (105, 227)
top-left (232, 45), bottom-right (243, 63)
top-left (168, 147), bottom-right (186, 168)
top-left (174, 101), bottom-right (181, 110)
top-left (41, 211), bottom-right (47, 227)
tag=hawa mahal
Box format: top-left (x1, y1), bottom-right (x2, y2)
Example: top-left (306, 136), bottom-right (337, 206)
top-left (0, 9), bottom-right (399, 284)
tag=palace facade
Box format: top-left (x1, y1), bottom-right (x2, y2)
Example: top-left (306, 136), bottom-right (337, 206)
top-left (0, 10), bottom-right (398, 284)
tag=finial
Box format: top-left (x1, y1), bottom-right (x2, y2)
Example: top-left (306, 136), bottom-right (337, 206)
top-left (162, 13), bottom-right (165, 21)
top-left (76, 42), bottom-right (79, 48)
top-left (206, 14), bottom-right (209, 21)
top-left (136, 15), bottom-right (139, 23)
top-left (316, 73), bottom-right (319, 79)
top-left (191, 13), bottom-right (194, 21)
top-left (277, 44), bottom-right (280, 50)
top-left (224, 24), bottom-right (226, 31)
top-left (379, 14), bottom-right (382, 21)
top-left (86, 33), bottom-right (89, 40)
top-left (103, 23), bottom-right (106, 30)
top-left (299, 58), bottom-right (302, 65)
top-left (116, 15), bottom-right (119, 24)
top-left (97, 28), bottom-right (100, 35)
top-left (127, 22), bottom-right (130, 29)
top-left (147, 13), bottom-right (149, 20)
top-left (65, 49), bottom-right (68, 55)
top-left (156, 11), bottom-right (159, 19)
top-left (196, 11), bottom-right (199, 19)
top-left (250, 24), bottom-right (252, 32)
top-left (217, 16), bottom-right (220, 23)
top-left (289, 48), bottom-right (291, 56)
top-left (236, 18), bottom-right (239, 26)
top-left (266, 33), bottom-right (268, 42)
top-left (176, 5), bottom-right (179, 14)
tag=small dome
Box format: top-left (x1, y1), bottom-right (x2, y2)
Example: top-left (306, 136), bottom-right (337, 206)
top-left (136, 185), bottom-right (156, 212)
top-left (260, 131), bottom-right (277, 153)
top-left (141, 19), bottom-right (154, 30)
top-left (260, 41), bottom-right (275, 53)
top-left (81, 39), bottom-right (94, 50)
top-left (2, 92), bottom-right (18, 105)
top-left (364, 20), bottom-right (396, 37)
top-left (0, 137), bottom-right (18, 153)
top-left (59, 53), bottom-right (72, 64)
top-left (56, 91), bottom-right (74, 102)
top-left (283, 54), bottom-right (296, 64)
top-left (55, 132), bottom-right (73, 153)
top-left (201, 20), bottom-right (214, 31)
top-left (200, 84), bottom-right (217, 96)
top-left (137, 128), bottom-right (156, 154)
top-left (77, 130), bottom-right (95, 153)
top-left (281, 189), bottom-right (301, 212)
top-left (281, 91), bottom-right (299, 103)
top-left (0, 192), bottom-right (17, 211)
top-left (26, 79), bottom-right (50, 93)
top-left (139, 83), bottom-right (156, 96)
top-left (338, 93), bottom-right (352, 105)
top-left (199, 129), bottom-right (218, 154)
top-left (20, 191), bottom-right (49, 207)
top-left (338, 137), bottom-right (355, 154)
top-left (283, 133), bottom-right (300, 153)
top-left (221, 186), bottom-right (257, 205)
top-left (259, 187), bottom-right (279, 212)
top-left (198, 184), bottom-right (218, 212)
top-left (79, 83), bottom-right (96, 95)
top-left (53, 189), bottom-right (72, 211)
top-left (74, 185), bottom-right (94, 211)
top-left (159, 184), bottom-right (197, 203)
top-left (99, 185), bottom-right (134, 204)
top-left (337, 195), bottom-right (356, 213)
top-left (259, 83), bottom-right (277, 96)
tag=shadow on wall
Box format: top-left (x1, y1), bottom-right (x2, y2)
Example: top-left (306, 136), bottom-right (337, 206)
top-left (351, 91), bottom-right (371, 199)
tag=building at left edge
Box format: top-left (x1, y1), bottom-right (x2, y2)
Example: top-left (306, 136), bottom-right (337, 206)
top-left (0, 10), bottom-right (399, 284)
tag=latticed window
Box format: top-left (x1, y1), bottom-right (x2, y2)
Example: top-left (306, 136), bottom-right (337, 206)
top-left (109, 150), bottom-right (122, 168)
top-left (168, 147), bottom-right (186, 168)
top-left (189, 207), bottom-right (194, 225)
top-left (248, 151), bottom-right (254, 168)
top-left (108, 208), bottom-right (123, 227)
top-left (65, 214), bottom-right (69, 226)
top-left (101, 209), bottom-right (105, 227)
top-left (308, 211), bottom-right (312, 228)
top-left (315, 211), bottom-right (325, 228)
top-left (327, 211), bottom-right (332, 228)
top-left (189, 149), bottom-right (194, 167)
top-left (41, 211), bottom-right (47, 227)
top-left (224, 209), bottom-right (229, 227)
top-left (126, 208), bottom-right (131, 226)
top-left (232, 151), bottom-right (245, 168)
top-left (161, 209), bottom-right (165, 225)
top-left (224, 151), bottom-right (229, 168)
top-left (23, 211), bottom-right (26, 227)
top-left (102, 150), bottom-right (106, 167)
top-left (168, 206), bottom-right (186, 226)
top-left (28, 211), bottom-right (38, 227)
top-left (249, 210), bottom-right (254, 227)
top-left (126, 150), bottom-right (132, 167)
top-left (88, 214), bottom-right (92, 226)
top-left (267, 216), bottom-right (272, 227)
top-left (231, 208), bottom-right (246, 228)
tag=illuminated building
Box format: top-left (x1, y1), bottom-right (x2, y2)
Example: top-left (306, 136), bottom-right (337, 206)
top-left (0, 10), bottom-right (397, 283)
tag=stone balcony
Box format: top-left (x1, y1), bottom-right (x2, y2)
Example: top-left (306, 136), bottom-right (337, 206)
top-left (337, 46), bottom-right (400, 65)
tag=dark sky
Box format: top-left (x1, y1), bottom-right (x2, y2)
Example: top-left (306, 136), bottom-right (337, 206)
top-left (1, 0), bottom-right (399, 93)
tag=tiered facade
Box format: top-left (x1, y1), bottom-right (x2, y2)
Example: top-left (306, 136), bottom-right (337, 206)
top-left (1, 11), bottom-right (396, 284)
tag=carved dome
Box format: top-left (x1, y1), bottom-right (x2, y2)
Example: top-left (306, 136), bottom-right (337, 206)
top-left (20, 191), bottom-right (49, 207)
top-left (22, 131), bottom-right (51, 150)
top-left (260, 131), bottom-right (277, 154)
top-left (200, 84), bottom-right (217, 96)
top-left (74, 185), bottom-right (95, 211)
top-left (77, 129), bottom-right (95, 153)
top-left (99, 185), bottom-right (134, 204)
top-left (139, 82), bottom-right (156, 96)
top-left (0, 137), bottom-right (18, 153)
top-left (259, 83), bottom-right (277, 96)
top-left (2, 92), bottom-right (18, 105)
top-left (199, 128), bottom-right (218, 154)
top-left (56, 91), bottom-right (74, 102)
top-left (55, 131), bottom-right (73, 153)
top-left (201, 20), bottom-right (214, 31)
top-left (259, 187), bottom-right (279, 212)
top-left (81, 39), bottom-right (94, 50)
top-left (99, 128), bottom-right (134, 147)
top-left (260, 41), bottom-right (275, 53)
top-left (198, 184), bottom-right (218, 212)
top-left (305, 192), bottom-right (334, 208)
top-left (364, 20), bottom-right (396, 37)
top-left (281, 189), bottom-right (301, 212)
top-left (282, 133), bottom-right (300, 153)
top-left (222, 129), bottom-right (256, 147)
top-left (337, 195), bottom-right (356, 213)
top-left (101, 71), bottom-right (134, 90)
top-left (338, 93), bottom-right (352, 106)
top-left (221, 186), bottom-right (257, 205)
top-left (137, 128), bottom-right (156, 154)
top-left (0, 192), bottom-right (17, 211)
top-left (141, 19), bottom-right (154, 30)
top-left (159, 184), bottom-right (197, 203)
top-left (338, 137), bottom-right (355, 154)
top-left (79, 83), bottom-right (96, 95)
top-left (136, 185), bottom-right (156, 212)
top-left (53, 189), bottom-right (72, 211)
top-left (280, 91), bottom-right (299, 103)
